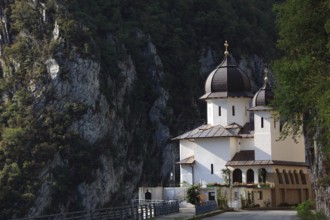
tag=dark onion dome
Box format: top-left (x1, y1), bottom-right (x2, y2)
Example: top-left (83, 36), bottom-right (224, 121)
top-left (249, 68), bottom-right (274, 111)
top-left (200, 41), bottom-right (253, 99)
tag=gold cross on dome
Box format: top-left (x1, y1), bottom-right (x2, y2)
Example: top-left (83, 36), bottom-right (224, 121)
top-left (224, 40), bottom-right (229, 56)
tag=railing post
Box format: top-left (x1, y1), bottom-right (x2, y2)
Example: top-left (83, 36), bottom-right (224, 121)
top-left (139, 205), bottom-right (143, 220)
top-left (154, 203), bottom-right (158, 217)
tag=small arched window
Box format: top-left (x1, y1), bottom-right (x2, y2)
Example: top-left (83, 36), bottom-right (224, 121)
top-left (258, 168), bottom-right (267, 183)
top-left (294, 170), bottom-right (299, 184)
top-left (289, 171), bottom-right (295, 184)
top-left (283, 170), bottom-right (290, 184)
top-left (261, 117), bottom-right (264, 128)
top-left (276, 169), bottom-right (283, 184)
top-left (300, 170), bottom-right (307, 184)
top-left (233, 169), bottom-right (242, 183)
top-left (247, 169), bottom-right (254, 184)
top-left (218, 106), bottom-right (221, 116)
top-left (232, 105), bottom-right (235, 116)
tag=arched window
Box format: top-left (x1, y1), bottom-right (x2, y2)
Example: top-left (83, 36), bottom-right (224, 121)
top-left (258, 168), bottom-right (267, 183)
top-left (289, 171), bottom-right (295, 184)
top-left (218, 106), bottom-right (221, 116)
top-left (294, 170), bottom-right (299, 184)
top-left (276, 169), bottom-right (283, 184)
top-left (233, 169), bottom-right (242, 183)
top-left (232, 105), bottom-right (235, 116)
top-left (283, 170), bottom-right (290, 184)
top-left (261, 117), bottom-right (264, 128)
top-left (300, 170), bottom-right (307, 184)
top-left (247, 169), bottom-right (254, 184)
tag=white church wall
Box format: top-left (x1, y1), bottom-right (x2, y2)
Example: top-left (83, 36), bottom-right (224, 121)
top-left (180, 165), bottom-right (194, 185)
top-left (206, 98), bottom-right (250, 127)
top-left (230, 137), bottom-right (238, 159)
top-left (206, 99), bottom-right (228, 126)
top-left (180, 139), bottom-right (195, 160)
top-left (253, 110), bottom-right (305, 162)
top-left (227, 97), bottom-right (250, 127)
top-left (194, 138), bottom-right (231, 184)
top-left (207, 102), bottom-right (215, 125)
top-left (179, 140), bottom-right (196, 185)
top-left (254, 112), bottom-right (272, 160)
top-left (240, 138), bottom-right (254, 151)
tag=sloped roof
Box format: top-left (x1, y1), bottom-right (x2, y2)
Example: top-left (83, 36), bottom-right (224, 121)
top-left (248, 106), bottom-right (273, 111)
top-left (226, 150), bottom-right (308, 167)
top-left (226, 160), bottom-right (308, 167)
top-left (176, 155), bottom-right (195, 165)
top-left (231, 150), bottom-right (255, 161)
top-left (238, 122), bottom-right (254, 137)
top-left (200, 54), bottom-right (253, 99)
top-left (250, 69), bottom-right (274, 110)
top-left (172, 122), bottom-right (254, 140)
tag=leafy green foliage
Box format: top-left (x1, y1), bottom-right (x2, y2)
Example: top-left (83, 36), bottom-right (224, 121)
top-left (296, 200), bottom-right (327, 220)
top-left (186, 185), bottom-right (200, 205)
top-left (273, 0), bottom-right (330, 155)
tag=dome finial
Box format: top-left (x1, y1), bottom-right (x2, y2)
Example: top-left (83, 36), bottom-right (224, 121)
top-left (264, 67), bottom-right (269, 82)
top-left (224, 40), bottom-right (229, 56)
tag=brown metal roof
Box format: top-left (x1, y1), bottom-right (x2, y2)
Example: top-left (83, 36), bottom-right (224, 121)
top-left (225, 123), bottom-right (241, 129)
top-left (238, 122), bottom-right (254, 137)
top-left (227, 150), bottom-right (308, 167)
top-left (248, 106), bottom-right (273, 111)
top-left (226, 160), bottom-right (308, 167)
top-left (250, 80), bottom-right (274, 110)
top-left (231, 150), bottom-right (255, 161)
top-left (176, 155), bottom-right (195, 165)
top-left (201, 54), bottom-right (253, 99)
top-left (172, 123), bottom-right (253, 140)
top-left (172, 125), bottom-right (238, 140)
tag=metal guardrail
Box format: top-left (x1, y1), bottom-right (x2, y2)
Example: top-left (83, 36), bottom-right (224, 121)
top-left (15, 206), bottom-right (133, 220)
top-left (13, 200), bottom-right (179, 220)
top-left (133, 199), bottom-right (179, 219)
top-left (195, 201), bottom-right (218, 215)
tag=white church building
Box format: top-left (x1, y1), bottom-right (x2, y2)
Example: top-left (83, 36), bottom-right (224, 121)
top-left (173, 42), bottom-right (312, 207)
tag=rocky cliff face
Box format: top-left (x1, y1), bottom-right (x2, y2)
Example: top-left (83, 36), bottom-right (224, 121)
top-left (0, 1), bottom-right (176, 216)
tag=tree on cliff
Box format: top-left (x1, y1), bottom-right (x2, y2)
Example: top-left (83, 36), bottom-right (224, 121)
top-left (273, 0), bottom-right (330, 216)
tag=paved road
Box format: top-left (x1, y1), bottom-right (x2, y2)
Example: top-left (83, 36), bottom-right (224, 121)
top-left (203, 210), bottom-right (300, 220)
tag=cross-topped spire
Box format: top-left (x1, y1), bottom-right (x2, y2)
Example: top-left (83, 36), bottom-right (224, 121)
top-left (224, 40), bottom-right (229, 56)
